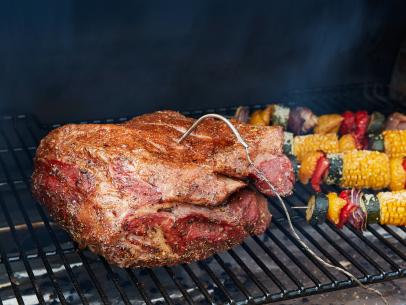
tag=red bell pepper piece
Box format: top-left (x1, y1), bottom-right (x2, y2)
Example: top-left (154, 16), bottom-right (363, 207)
top-left (339, 111), bottom-right (355, 135)
top-left (353, 111), bottom-right (369, 149)
top-left (339, 190), bottom-right (351, 201)
top-left (310, 155), bottom-right (329, 192)
top-left (337, 202), bottom-right (357, 229)
top-left (340, 111), bottom-right (369, 149)
top-left (337, 190), bottom-right (357, 228)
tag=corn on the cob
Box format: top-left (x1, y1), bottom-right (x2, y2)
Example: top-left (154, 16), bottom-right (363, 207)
top-left (341, 151), bottom-right (390, 190)
top-left (382, 130), bottom-right (406, 158)
top-left (289, 130), bottom-right (406, 161)
top-left (377, 190), bottom-right (406, 226)
top-left (389, 158), bottom-right (406, 191)
top-left (338, 134), bottom-right (357, 152)
top-left (305, 151), bottom-right (403, 191)
top-left (293, 133), bottom-right (339, 162)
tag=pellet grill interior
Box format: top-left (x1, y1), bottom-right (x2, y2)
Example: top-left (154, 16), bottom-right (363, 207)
top-left (0, 83), bottom-right (405, 305)
top-left (2, 2), bottom-right (406, 304)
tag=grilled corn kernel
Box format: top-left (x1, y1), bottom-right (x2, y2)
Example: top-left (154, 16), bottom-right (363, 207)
top-left (383, 130), bottom-right (406, 158)
top-left (378, 190), bottom-right (406, 226)
top-left (293, 133), bottom-right (339, 162)
top-left (341, 151), bottom-right (390, 190)
top-left (389, 158), bottom-right (406, 191)
top-left (298, 151), bottom-right (324, 184)
top-left (339, 134), bottom-right (357, 152)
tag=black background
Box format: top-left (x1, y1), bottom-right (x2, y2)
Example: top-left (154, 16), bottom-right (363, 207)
top-left (0, 0), bottom-right (405, 122)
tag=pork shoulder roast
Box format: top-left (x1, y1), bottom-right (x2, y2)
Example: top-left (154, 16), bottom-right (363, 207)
top-left (32, 111), bottom-right (294, 267)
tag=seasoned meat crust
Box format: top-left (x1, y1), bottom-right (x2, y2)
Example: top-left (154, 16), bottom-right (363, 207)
top-left (32, 110), bottom-right (293, 267)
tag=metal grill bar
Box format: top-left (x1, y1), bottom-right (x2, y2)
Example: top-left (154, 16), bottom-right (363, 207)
top-left (367, 226), bottom-right (406, 262)
top-left (0, 239), bottom-right (24, 305)
top-left (381, 225), bottom-right (406, 247)
top-left (272, 221), bottom-right (337, 283)
top-left (77, 251), bottom-right (112, 305)
top-left (198, 261), bottom-right (235, 304)
top-left (213, 254), bottom-right (253, 302)
top-left (101, 258), bottom-right (132, 305)
top-left (265, 229), bottom-right (321, 287)
top-left (285, 223), bottom-right (340, 281)
top-left (349, 227), bottom-right (400, 272)
top-left (0, 128), bottom-right (90, 305)
top-left (181, 264), bottom-right (216, 304)
top-left (126, 269), bottom-right (154, 305)
top-left (148, 269), bottom-right (176, 305)
top-left (251, 236), bottom-right (303, 290)
top-left (164, 267), bottom-right (195, 305)
top-left (0, 195), bottom-right (46, 305)
top-left (0, 83), bottom-right (405, 304)
top-left (227, 248), bottom-right (270, 298)
top-left (239, 242), bottom-right (285, 293)
top-left (0, 149), bottom-right (69, 305)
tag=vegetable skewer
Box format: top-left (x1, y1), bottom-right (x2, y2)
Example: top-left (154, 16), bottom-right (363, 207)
top-left (303, 189), bottom-right (406, 230)
top-left (284, 129), bottom-right (406, 161)
top-left (297, 150), bottom-right (406, 192)
top-left (235, 105), bottom-right (405, 136)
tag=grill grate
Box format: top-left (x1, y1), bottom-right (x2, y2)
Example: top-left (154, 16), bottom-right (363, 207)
top-left (0, 83), bottom-right (405, 305)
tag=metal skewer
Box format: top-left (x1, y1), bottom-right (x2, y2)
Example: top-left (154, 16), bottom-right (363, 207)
top-left (291, 206), bottom-right (308, 209)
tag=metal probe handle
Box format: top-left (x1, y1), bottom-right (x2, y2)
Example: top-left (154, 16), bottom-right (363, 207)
top-left (176, 113), bottom-right (249, 149)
